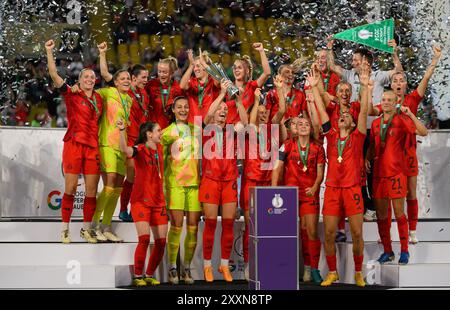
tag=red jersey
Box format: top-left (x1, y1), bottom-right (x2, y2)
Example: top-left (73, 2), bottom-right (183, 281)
top-left (322, 71), bottom-right (340, 96)
top-left (371, 114), bottom-right (416, 178)
top-left (279, 139), bottom-right (325, 189)
top-left (243, 124), bottom-right (278, 181)
top-left (186, 77), bottom-right (220, 124)
top-left (401, 89), bottom-right (423, 152)
top-left (202, 125), bottom-right (238, 181)
top-left (60, 84), bottom-right (103, 148)
top-left (401, 89), bottom-right (422, 116)
top-left (130, 143), bottom-right (165, 207)
top-left (326, 101), bottom-right (360, 130)
top-left (127, 87), bottom-right (150, 141)
top-left (325, 128), bottom-right (365, 188)
top-left (266, 87), bottom-right (307, 120)
top-left (226, 80), bottom-right (258, 124)
top-left (145, 78), bottom-right (184, 129)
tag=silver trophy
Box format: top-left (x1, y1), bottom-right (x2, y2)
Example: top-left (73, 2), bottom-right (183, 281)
top-left (205, 62), bottom-right (240, 99)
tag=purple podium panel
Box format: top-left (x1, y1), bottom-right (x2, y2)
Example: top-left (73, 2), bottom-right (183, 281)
top-left (248, 187), bottom-right (298, 290)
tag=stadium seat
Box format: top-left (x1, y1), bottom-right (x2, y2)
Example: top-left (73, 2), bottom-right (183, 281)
top-left (139, 34), bottom-right (149, 54)
top-left (129, 42), bottom-right (140, 64)
top-left (162, 35), bottom-right (173, 56)
top-left (234, 17), bottom-right (244, 28)
top-left (117, 43), bottom-right (129, 64)
top-left (166, 0), bottom-right (175, 13)
top-left (150, 35), bottom-right (161, 49)
top-left (222, 8), bottom-right (231, 24)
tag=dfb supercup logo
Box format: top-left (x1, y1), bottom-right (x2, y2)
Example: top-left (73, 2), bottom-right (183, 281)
top-left (272, 194), bottom-right (283, 208)
top-left (268, 194), bottom-right (287, 215)
top-left (47, 191), bottom-right (62, 210)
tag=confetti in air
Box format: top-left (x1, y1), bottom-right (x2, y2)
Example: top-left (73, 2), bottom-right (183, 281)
top-left (0, 1), bottom-right (448, 127)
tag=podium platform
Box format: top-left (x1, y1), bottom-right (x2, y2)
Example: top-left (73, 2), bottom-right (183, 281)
top-left (0, 219), bottom-right (449, 288)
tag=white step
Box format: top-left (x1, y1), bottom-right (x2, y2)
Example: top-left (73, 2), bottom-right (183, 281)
top-left (0, 243), bottom-right (136, 266)
top-left (0, 265), bottom-right (132, 289)
top-left (314, 241), bottom-right (450, 287)
top-left (2, 220), bottom-right (449, 243)
top-left (341, 221), bottom-right (450, 242)
top-left (381, 264), bottom-right (450, 287)
top-left (0, 221), bottom-right (137, 242)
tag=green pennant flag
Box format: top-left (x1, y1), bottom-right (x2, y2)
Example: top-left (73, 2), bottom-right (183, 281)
top-left (333, 19), bottom-right (395, 53)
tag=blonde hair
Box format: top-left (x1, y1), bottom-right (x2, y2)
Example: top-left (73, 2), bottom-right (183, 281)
top-left (159, 56), bottom-right (178, 73)
top-left (277, 64), bottom-right (292, 75)
top-left (235, 55), bottom-right (253, 81)
top-left (290, 56), bottom-right (311, 73)
top-left (195, 50), bottom-right (210, 62)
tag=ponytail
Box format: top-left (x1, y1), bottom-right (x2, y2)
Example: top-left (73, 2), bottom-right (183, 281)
top-left (159, 56), bottom-right (178, 74)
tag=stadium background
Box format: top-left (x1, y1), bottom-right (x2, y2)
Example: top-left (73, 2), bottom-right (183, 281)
top-left (0, 0), bottom-right (443, 129)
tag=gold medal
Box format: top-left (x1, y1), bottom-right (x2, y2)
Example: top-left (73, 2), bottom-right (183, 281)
top-left (303, 166), bottom-right (307, 172)
top-left (338, 156), bottom-right (343, 163)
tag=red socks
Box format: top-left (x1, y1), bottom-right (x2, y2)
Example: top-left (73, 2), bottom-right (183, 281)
top-left (353, 254), bottom-right (363, 272)
top-left (300, 229), bottom-right (311, 266)
top-left (243, 222), bottom-right (249, 263)
top-left (83, 196), bottom-right (96, 222)
top-left (120, 179), bottom-right (134, 212)
top-left (407, 199), bottom-right (418, 231)
top-left (146, 238), bottom-right (166, 277)
top-left (134, 234), bottom-right (150, 276)
top-left (203, 218), bottom-right (217, 260)
top-left (396, 215), bottom-right (409, 253)
top-left (61, 193), bottom-right (74, 223)
top-left (309, 239), bottom-right (321, 269)
top-left (377, 217), bottom-right (393, 253)
top-left (221, 219), bottom-right (235, 260)
top-left (326, 255), bottom-right (337, 272)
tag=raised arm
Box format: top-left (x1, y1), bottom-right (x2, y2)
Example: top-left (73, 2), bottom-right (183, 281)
top-left (98, 42), bottom-right (113, 82)
top-left (387, 39), bottom-right (404, 77)
top-left (357, 64), bottom-right (369, 134)
top-left (307, 69), bottom-right (330, 125)
top-left (401, 106), bottom-right (428, 136)
top-left (249, 88), bottom-right (261, 126)
top-left (326, 37), bottom-right (344, 77)
top-left (180, 49), bottom-right (195, 90)
top-left (306, 100), bottom-right (321, 141)
top-left (253, 43), bottom-right (271, 87)
top-left (235, 90), bottom-right (249, 126)
top-left (417, 45), bottom-right (442, 97)
top-left (204, 79), bottom-right (228, 125)
top-left (117, 119), bottom-right (134, 158)
top-left (45, 40), bottom-right (64, 88)
top-left (311, 62), bottom-right (333, 108)
top-left (271, 75), bottom-right (286, 124)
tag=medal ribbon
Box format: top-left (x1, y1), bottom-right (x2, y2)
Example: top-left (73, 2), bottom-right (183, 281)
top-left (297, 140), bottom-right (309, 168)
top-left (116, 89), bottom-right (130, 123)
top-left (131, 86), bottom-right (147, 116)
top-left (198, 78), bottom-right (207, 108)
top-left (85, 94), bottom-right (99, 116)
top-left (160, 82), bottom-right (172, 112)
top-left (380, 113), bottom-right (395, 143)
top-left (337, 135), bottom-right (350, 161)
